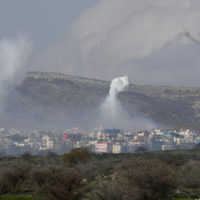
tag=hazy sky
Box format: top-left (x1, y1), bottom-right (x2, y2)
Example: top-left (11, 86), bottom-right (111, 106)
top-left (0, 0), bottom-right (97, 51)
top-left (1, 0), bottom-right (200, 86)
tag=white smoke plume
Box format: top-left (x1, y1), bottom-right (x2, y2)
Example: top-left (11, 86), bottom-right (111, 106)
top-left (102, 76), bottom-right (129, 119)
top-left (39, 0), bottom-right (200, 86)
top-left (100, 76), bottom-right (156, 130)
top-left (0, 36), bottom-right (31, 111)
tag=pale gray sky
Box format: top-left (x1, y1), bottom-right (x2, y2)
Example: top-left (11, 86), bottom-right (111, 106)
top-left (1, 0), bottom-right (200, 86)
top-left (0, 0), bottom-right (97, 51)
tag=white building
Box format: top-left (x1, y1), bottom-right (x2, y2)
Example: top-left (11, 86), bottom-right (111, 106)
top-left (95, 142), bottom-right (112, 153)
top-left (112, 143), bottom-right (122, 153)
top-left (40, 135), bottom-right (54, 150)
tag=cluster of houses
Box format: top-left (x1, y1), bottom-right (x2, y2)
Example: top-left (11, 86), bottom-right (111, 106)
top-left (86, 127), bottom-right (198, 153)
top-left (0, 127), bottom-right (199, 155)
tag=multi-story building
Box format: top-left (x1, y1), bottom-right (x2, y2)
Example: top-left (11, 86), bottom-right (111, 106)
top-left (95, 142), bottom-right (112, 153)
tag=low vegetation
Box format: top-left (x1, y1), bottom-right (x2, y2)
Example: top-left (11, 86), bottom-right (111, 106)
top-left (1, 148), bottom-right (200, 199)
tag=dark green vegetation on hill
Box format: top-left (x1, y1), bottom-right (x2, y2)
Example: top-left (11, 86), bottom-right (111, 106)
top-left (1, 148), bottom-right (200, 199)
top-left (2, 72), bottom-right (200, 129)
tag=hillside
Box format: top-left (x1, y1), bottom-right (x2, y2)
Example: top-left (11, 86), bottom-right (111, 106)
top-left (2, 72), bottom-right (200, 129)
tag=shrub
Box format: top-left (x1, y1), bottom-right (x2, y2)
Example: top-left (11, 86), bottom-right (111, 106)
top-left (119, 159), bottom-right (177, 200)
top-left (181, 160), bottom-right (200, 189)
top-left (32, 167), bottom-right (87, 200)
top-left (21, 152), bottom-right (32, 161)
top-left (45, 151), bottom-right (58, 159)
top-left (62, 148), bottom-right (92, 166)
top-left (90, 180), bottom-right (124, 200)
top-left (45, 151), bottom-right (60, 165)
top-left (0, 165), bottom-right (29, 193)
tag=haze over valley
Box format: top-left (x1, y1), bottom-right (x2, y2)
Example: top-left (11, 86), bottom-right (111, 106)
top-left (0, 71), bottom-right (199, 130)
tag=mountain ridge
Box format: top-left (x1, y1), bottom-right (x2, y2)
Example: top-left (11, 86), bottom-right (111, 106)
top-left (2, 72), bottom-right (200, 130)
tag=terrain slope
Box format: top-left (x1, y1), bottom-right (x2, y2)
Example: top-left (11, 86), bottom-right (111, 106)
top-left (3, 72), bottom-right (200, 129)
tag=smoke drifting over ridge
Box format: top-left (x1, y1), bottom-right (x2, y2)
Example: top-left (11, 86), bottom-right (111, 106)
top-left (100, 76), bottom-right (156, 130)
top-left (0, 36), bottom-right (31, 111)
top-left (37, 0), bottom-right (200, 86)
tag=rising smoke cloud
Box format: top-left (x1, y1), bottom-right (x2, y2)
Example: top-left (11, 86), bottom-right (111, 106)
top-left (100, 76), bottom-right (156, 130)
top-left (0, 36), bottom-right (31, 111)
top-left (38, 0), bottom-right (200, 86)
top-left (102, 76), bottom-right (129, 121)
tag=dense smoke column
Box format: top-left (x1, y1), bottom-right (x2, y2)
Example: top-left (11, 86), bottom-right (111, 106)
top-left (99, 76), bottom-right (156, 130)
top-left (101, 76), bottom-right (129, 126)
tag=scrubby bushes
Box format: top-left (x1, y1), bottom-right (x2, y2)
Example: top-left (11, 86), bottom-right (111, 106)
top-left (89, 180), bottom-right (124, 200)
top-left (0, 164), bottom-right (30, 193)
top-left (21, 152), bottom-right (32, 161)
top-left (0, 165), bottom-right (87, 200)
top-left (181, 160), bottom-right (200, 189)
top-left (91, 158), bottom-right (177, 200)
top-left (0, 150), bottom-right (88, 200)
top-left (1, 149), bottom-right (200, 199)
top-left (120, 159), bottom-right (177, 200)
top-left (32, 167), bottom-right (86, 200)
top-left (178, 160), bottom-right (200, 198)
top-left (62, 148), bottom-right (92, 166)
